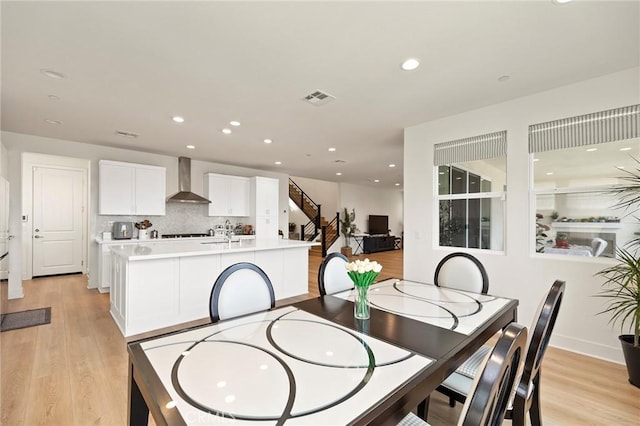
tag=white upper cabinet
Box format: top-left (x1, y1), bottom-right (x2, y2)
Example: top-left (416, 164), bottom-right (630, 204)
top-left (204, 173), bottom-right (250, 217)
top-left (252, 176), bottom-right (279, 217)
top-left (99, 160), bottom-right (166, 215)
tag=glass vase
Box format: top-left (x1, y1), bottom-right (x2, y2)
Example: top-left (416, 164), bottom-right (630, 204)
top-left (354, 285), bottom-right (370, 320)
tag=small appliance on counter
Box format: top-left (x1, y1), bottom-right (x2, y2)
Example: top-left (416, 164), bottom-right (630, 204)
top-left (213, 225), bottom-right (226, 237)
top-left (150, 230), bottom-right (159, 239)
top-left (113, 222), bottom-right (133, 240)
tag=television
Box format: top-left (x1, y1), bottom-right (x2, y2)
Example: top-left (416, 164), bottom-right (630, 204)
top-left (368, 215), bottom-right (389, 235)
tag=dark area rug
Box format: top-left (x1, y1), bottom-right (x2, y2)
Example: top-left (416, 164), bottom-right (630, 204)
top-left (0, 307), bottom-right (51, 332)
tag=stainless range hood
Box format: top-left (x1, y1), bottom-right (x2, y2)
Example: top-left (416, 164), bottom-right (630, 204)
top-left (167, 157), bottom-right (211, 204)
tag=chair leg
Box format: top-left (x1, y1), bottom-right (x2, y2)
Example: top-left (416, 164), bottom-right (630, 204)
top-left (530, 374), bottom-right (543, 426)
top-left (449, 395), bottom-right (456, 407)
top-left (417, 396), bottom-right (430, 420)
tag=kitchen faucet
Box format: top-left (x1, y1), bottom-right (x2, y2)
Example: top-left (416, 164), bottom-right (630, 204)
top-left (224, 219), bottom-right (232, 238)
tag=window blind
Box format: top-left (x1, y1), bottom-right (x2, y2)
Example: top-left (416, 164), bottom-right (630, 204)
top-left (433, 130), bottom-right (507, 166)
top-left (528, 104), bottom-right (639, 153)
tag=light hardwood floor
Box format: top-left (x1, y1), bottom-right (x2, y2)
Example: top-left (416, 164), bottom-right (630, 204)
top-left (1, 249), bottom-right (638, 425)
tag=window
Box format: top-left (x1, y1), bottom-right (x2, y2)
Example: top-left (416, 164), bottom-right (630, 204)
top-left (530, 105), bottom-right (640, 258)
top-left (435, 131), bottom-right (506, 251)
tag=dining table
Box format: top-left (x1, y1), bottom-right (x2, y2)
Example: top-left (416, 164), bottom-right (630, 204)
top-left (127, 278), bottom-right (518, 425)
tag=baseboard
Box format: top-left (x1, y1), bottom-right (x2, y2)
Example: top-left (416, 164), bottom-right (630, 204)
top-left (551, 333), bottom-right (624, 365)
top-left (97, 287), bottom-right (110, 294)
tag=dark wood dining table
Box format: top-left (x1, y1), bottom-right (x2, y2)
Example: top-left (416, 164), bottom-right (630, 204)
top-left (127, 278), bottom-right (518, 425)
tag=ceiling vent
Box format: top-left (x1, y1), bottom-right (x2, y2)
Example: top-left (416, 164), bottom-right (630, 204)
top-left (302, 90), bottom-right (336, 106)
top-left (115, 130), bottom-right (139, 138)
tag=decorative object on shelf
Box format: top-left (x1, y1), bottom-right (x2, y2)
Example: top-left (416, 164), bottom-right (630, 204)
top-left (536, 213), bottom-right (550, 252)
top-left (288, 222), bottom-right (296, 232)
top-left (340, 208), bottom-right (355, 257)
top-left (135, 220), bottom-right (153, 240)
top-left (595, 157), bottom-right (640, 388)
top-left (346, 259), bottom-right (382, 320)
top-left (555, 231), bottom-right (569, 248)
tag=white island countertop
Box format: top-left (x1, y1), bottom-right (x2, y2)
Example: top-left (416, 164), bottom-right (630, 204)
top-left (109, 238), bottom-right (319, 261)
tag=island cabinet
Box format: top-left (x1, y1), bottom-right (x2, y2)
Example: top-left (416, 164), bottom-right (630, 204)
top-left (204, 173), bottom-right (250, 217)
top-left (108, 239), bottom-right (316, 337)
top-left (99, 160), bottom-right (166, 215)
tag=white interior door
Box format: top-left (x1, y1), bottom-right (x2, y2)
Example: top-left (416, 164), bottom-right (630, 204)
top-left (32, 167), bottom-right (84, 277)
top-left (0, 177), bottom-right (9, 280)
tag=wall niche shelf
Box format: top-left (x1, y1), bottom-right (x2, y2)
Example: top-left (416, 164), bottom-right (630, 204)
top-left (551, 222), bottom-right (621, 231)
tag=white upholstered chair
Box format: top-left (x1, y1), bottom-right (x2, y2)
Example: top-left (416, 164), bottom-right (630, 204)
top-left (400, 322), bottom-right (528, 426)
top-left (591, 237), bottom-right (608, 257)
top-left (317, 252), bottom-right (354, 296)
top-left (209, 262), bottom-right (276, 322)
top-left (434, 252), bottom-right (489, 294)
top-left (436, 280), bottom-right (566, 426)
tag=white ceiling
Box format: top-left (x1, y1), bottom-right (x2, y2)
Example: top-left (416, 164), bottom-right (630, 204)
top-left (2, 1), bottom-right (639, 189)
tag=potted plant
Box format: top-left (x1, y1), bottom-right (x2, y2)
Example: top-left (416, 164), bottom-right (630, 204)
top-left (595, 158), bottom-right (640, 388)
top-left (339, 208), bottom-right (355, 257)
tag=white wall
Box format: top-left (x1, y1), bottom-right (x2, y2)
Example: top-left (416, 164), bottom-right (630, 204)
top-left (404, 67), bottom-right (640, 364)
top-left (338, 183), bottom-right (404, 252)
top-left (1, 131), bottom-right (289, 297)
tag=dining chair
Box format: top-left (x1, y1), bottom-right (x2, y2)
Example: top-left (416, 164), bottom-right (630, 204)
top-left (434, 252), bottom-right (489, 294)
top-left (209, 262), bottom-right (276, 322)
top-left (400, 322), bottom-right (528, 426)
top-left (591, 237), bottom-right (608, 257)
top-left (436, 279), bottom-right (566, 426)
top-left (317, 252), bottom-right (354, 296)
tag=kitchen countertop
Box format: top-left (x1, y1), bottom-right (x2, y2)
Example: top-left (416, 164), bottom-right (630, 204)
top-left (108, 238), bottom-right (319, 261)
top-left (95, 235), bottom-right (255, 245)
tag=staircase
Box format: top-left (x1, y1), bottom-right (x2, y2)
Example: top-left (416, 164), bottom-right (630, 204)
top-left (289, 178), bottom-right (340, 257)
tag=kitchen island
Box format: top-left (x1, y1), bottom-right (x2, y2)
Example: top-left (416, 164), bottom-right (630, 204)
top-left (108, 239), bottom-right (318, 337)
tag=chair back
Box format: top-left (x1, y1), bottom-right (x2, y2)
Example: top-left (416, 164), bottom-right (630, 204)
top-left (591, 238), bottom-right (607, 257)
top-left (459, 323), bottom-right (528, 426)
top-left (511, 280), bottom-right (565, 422)
top-left (209, 262), bottom-right (276, 322)
top-left (434, 252), bottom-right (489, 294)
top-left (318, 252), bottom-right (353, 296)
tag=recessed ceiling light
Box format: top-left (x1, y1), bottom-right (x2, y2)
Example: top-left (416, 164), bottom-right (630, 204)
top-left (546, 172), bottom-right (554, 175)
top-left (47, 94), bottom-right (60, 101)
top-left (328, 147), bottom-right (336, 152)
top-left (222, 128), bottom-right (232, 134)
top-left (336, 172), bottom-right (342, 176)
top-left (497, 75), bottom-right (510, 83)
top-left (264, 139), bottom-right (272, 144)
top-left (186, 145), bottom-right (195, 149)
top-left (586, 148), bottom-right (598, 152)
top-left (274, 161), bottom-right (282, 165)
top-left (401, 58), bottom-right (420, 71)
top-left (172, 116), bottom-right (184, 123)
top-left (616, 166), bottom-right (625, 169)
top-left (388, 164), bottom-right (396, 168)
top-left (395, 183), bottom-right (400, 186)
top-left (44, 119), bottom-right (62, 125)
top-left (533, 158), bottom-right (540, 162)
top-left (229, 121), bottom-right (240, 126)
top-left (40, 69), bottom-right (65, 79)
top-left (552, 0), bottom-right (573, 5)
top-left (374, 179), bottom-right (380, 183)
top-left (620, 147), bottom-right (632, 151)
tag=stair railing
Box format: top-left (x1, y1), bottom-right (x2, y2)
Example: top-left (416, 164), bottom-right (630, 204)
top-left (289, 178), bottom-right (322, 239)
top-left (320, 212), bottom-right (340, 257)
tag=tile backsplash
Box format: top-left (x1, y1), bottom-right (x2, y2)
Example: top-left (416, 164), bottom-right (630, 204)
top-left (96, 203), bottom-right (250, 237)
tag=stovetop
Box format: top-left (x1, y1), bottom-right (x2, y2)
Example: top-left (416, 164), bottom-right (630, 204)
top-left (161, 233), bottom-right (209, 239)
